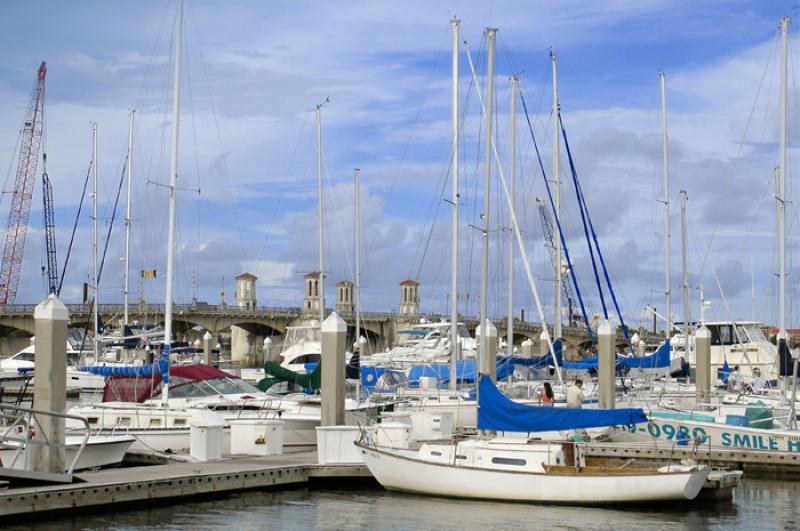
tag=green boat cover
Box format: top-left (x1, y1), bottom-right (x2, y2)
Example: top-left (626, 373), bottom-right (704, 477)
top-left (257, 361), bottom-right (321, 392)
top-left (744, 406), bottom-right (774, 430)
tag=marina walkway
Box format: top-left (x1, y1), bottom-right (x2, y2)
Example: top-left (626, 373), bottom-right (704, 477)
top-left (0, 451), bottom-right (370, 518)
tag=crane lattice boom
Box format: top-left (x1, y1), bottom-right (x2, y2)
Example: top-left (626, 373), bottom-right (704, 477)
top-left (42, 167), bottom-right (58, 295)
top-left (0, 62), bottom-right (47, 304)
top-left (537, 197), bottom-right (576, 323)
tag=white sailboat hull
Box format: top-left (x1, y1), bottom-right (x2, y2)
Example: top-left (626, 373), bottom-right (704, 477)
top-left (0, 435), bottom-right (134, 471)
top-left (358, 443), bottom-right (708, 504)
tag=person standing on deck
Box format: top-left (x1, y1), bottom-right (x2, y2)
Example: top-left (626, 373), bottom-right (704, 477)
top-left (566, 379), bottom-right (584, 408)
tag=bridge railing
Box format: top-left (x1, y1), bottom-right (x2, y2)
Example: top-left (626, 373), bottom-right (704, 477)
top-left (0, 304), bottom-right (659, 341)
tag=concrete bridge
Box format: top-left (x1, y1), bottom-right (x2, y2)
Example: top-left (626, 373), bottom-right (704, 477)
top-left (0, 301), bottom-right (659, 360)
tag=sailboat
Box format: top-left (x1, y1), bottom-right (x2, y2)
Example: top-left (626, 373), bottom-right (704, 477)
top-left (357, 376), bottom-right (709, 503)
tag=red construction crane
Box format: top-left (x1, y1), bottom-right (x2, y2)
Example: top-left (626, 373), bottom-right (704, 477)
top-left (0, 62), bottom-right (47, 304)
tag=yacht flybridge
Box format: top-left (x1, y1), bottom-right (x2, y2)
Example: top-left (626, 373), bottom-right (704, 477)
top-left (672, 321), bottom-right (779, 382)
top-left (362, 321), bottom-right (476, 368)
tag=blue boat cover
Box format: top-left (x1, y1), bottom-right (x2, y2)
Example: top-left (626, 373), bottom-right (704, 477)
top-left (82, 358), bottom-right (169, 378)
top-left (406, 357), bottom-right (515, 385)
top-left (514, 339), bottom-right (563, 368)
top-left (477, 376), bottom-right (647, 432)
top-left (561, 340), bottom-right (671, 370)
top-left (360, 366), bottom-right (387, 388)
top-left (561, 358), bottom-right (598, 370)
top-left (617, 340), bottom-right (670, 369)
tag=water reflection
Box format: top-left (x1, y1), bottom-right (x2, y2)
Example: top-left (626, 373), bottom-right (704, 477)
top-left (10, 479), bottom-right (799, 531)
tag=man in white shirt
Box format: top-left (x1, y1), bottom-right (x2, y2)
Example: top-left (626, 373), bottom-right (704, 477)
top-left (566, 379), bottom-right (584, 408)
top-left (750, 367), bottom-right (766, 393)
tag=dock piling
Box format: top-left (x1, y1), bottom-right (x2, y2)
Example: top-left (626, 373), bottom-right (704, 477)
top-left (695, 325), bottom-right (711, 402)
top-left (202, 331), bottom-right (214, 366)
top-left (598, 320), bottom-right (615, 409)
top-left (321, 312), bottom-right (346, 426)
top-left (478, 319), bottom-right (497, 382)
top-left (32, 294), bottom-right (69, 473)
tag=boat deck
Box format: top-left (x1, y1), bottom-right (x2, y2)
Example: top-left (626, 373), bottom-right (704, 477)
top-left (0, 451), bottom-right (370, 518)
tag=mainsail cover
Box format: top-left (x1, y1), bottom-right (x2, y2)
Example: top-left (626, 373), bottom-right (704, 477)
top-left (477, 376), bottom-right (647, 432)
top-left (560, 340), bottom-right (671, 370)
top-left (617, 340), bottom-right (670, 369)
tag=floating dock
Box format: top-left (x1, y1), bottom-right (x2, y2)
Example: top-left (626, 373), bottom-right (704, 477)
top-left (0, 451), bottom-right (371, 518)
top-left (587, 442), bottom-right (800, 478)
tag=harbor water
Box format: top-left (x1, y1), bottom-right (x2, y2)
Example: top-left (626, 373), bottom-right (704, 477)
top-left (9, 479), bottom-right (800, 530)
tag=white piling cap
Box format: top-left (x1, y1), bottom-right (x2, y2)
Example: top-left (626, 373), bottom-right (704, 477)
top-left (264, 337), bottom-right (272, 346)
top-left (193, 339), bottom-right (201, 347)
top-left (34, 294), bottom-right (69, 322)
top-left (476, 319), bottom-right (497, 338)
top-left (522, 338), bottom-right (534, 346)
top-left (597, 320), bottom-right (613, 336)
top-left (631, 333), bottom-right (640, 345)
top-left (203, 331), bottom-right (213, 340)
top-left (695, 325), bottom-right (711, 339)
top-left (539, 329), bottom-right (548, 340)
top-left (359, 335), bottom-right (367, 345)
top-left (322, 311), bottom-right (347, 333)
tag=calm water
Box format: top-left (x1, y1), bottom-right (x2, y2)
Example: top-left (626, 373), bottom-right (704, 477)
top-left (8, 479), bottom-right (800, 531)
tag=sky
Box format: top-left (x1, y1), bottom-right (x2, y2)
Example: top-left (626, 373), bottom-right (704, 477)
top-left (0, 0), bottom-right (798, 331)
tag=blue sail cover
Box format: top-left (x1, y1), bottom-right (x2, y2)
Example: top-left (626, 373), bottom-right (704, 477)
top-left (561, 340), bottom-right (671, 371)
top-left (477, 376), bottom-right (647, 432)
top-left (82, 358), bottom-right (169, 378)
top-left (514, 338), bottom-right (562, 368)
top-left (561, 358), bottom-right (598, 370)
top-left (617, 340), bottom-right (670, 369)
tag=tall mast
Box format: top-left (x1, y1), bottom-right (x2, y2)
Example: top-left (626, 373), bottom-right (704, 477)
top-left (778, 17), bottom-right (790, 345)
top-left (316, 103), bottom-right (325, 326)
top-left (680, 190), bottom-right (689, 350)
top-left (124, 110), bottom-right (135, 327)
top-left (778, 17), bottom-right (796, 425)
top-left (163, 0), bottom-right (183, 404)
top-left (507, 75), bottom-right (518, 359)
top-left (92, 123), bottom-right (99, 361)
top-left (480, 28), bottom-right (496, 377)
top-left (450, 18), bottom-right (460, 391)
top-left (660, 71), bottom-right (672, 334)
top-left (551, 51), bottom-right (562, 339)
top-left (354, 167), bottom-right (361, 345)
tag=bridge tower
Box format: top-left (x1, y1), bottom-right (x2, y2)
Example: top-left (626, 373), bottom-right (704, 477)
top-left (231, 272), bottom-right (258, 364)
top-left (399, 279), bottom-right (420, 315)
top-left (304, 272), bottom-right (323, 315)
top-left (335, 280), bottom-right (353, 314)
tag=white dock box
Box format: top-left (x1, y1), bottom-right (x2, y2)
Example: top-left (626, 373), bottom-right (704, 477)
top-left (316, 426), bottom-right (363, 464)
top-left (189, 412), bottom-right (225, 461)
top-left (229, 419), bottom-right (284, 456)
top-left (409, 411), bottom-right (454, 440)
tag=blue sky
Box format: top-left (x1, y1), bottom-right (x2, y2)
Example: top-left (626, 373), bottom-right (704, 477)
top-left (0, 0), bottom-right (798, 330)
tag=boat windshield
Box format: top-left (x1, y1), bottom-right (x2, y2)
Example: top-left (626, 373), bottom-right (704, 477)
top-left (284, 327), bottom-right (320, 348)
top-left (153, 377), bottom-right (262, 399)
top-left (741, 325), bottom-right (768, 343)
top-left (206, 377), bottom-right (261, 395)
top-left (14, 352), bottom-right (35, 362)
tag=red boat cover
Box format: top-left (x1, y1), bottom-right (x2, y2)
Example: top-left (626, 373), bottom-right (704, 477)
top-left (101, 364), bottom-right (236, 403)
